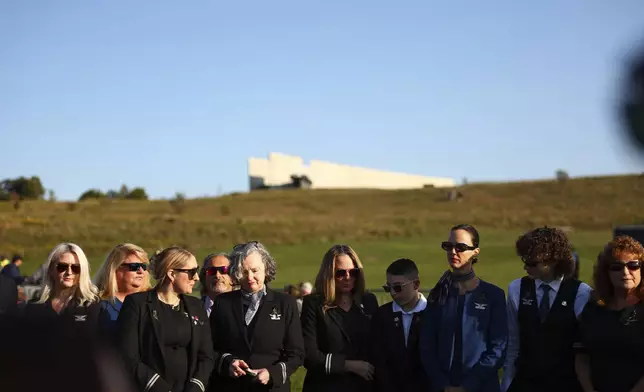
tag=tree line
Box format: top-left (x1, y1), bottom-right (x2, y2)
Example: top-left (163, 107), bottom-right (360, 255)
top-left (0, 176), bottom-right (148, 201)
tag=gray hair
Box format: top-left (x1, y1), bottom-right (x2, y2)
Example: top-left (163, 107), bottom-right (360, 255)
top-left (229, 241), bottom-right (277, 284)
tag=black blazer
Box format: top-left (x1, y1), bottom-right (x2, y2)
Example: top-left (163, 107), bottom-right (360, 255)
top-left (370, 301), bottom-right (428, 392)
top-left (208, 288), bottom-right (304, 392)
top-left (117, 290), bottom-right (214, 392)
top-left (300, 292), bottom-right (378, 392)
top-left (0, 274), bottom-right (18, 316)
top-left (22, 297), bottom-right (101, 334)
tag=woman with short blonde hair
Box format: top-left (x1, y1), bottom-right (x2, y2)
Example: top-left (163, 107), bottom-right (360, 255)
top-left (93, 243), bottom-right (151, 338)
top-left (117, 246), bottom-right (214, 392)
top-left (24, 242), bottom-right (100, 332)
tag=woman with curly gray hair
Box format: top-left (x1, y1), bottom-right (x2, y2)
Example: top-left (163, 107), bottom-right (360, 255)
top-left (208, 241), bottom-right (304, 392)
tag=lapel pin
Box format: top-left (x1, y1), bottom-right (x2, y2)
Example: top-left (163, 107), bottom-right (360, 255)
top-left (152, 310), bottom-right (159, 321)
top-left (561, 301), bottom-right (568, 307)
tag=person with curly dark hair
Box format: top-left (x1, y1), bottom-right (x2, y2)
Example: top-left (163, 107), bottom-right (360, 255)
top-left (574, 235), bottom-right (644, 392)
top-left (501, 227), bottom-right (591, 392)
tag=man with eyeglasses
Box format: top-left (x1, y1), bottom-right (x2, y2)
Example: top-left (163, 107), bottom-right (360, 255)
top-left (371, 258), bottom-right (428, 392)
top-left (200, 253), bottom-right (234, 317)
top-left (501, 227), bottom-right (592, 392)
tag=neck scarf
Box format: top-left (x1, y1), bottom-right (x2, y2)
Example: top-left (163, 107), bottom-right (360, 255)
top-left (241, 286), bottom-right (266, 325)
top-left (428, 269), bottom-right (476, 305)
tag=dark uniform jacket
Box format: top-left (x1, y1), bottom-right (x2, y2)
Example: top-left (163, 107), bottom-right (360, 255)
top-left (208, 288), bottom-right (304, 392)
top-left (117, 290), bottom-right (214, 392)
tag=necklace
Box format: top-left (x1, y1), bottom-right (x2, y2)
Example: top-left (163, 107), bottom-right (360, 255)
top-left (157, 293), bottom-right (180, 311)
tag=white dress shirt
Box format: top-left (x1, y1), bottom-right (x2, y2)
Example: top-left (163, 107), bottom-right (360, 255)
top-left (500, 276), bottom-right (592, 392)
top-left (392, 293), bottom-right (428, 346)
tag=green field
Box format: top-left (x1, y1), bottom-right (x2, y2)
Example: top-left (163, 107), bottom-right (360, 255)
top-left (1, 174), bottom-right (642, 391)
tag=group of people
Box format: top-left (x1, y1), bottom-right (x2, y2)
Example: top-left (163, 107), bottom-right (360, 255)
top-left (0, 224), bottom-right (642, 392)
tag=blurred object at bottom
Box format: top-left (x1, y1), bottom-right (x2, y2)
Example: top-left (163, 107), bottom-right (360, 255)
top-left (0, 312), bottom-right (136, 392)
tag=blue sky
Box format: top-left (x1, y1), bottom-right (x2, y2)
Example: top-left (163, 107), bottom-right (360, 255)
top-left (2, 1), bottom-right (644, 201)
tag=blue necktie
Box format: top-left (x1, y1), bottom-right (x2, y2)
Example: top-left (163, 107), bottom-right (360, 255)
top-left (539, 284), bottom-right (552, 323)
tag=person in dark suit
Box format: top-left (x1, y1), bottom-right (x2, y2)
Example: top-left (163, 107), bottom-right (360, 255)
top-left (371, 258), bottom-right (428, 392)
top-left (1, 254), bottom-right (25, 285)
top-left (300, 244), bottom-right (379, 392)
top-left (117, 247), bottom-right (214, 392)
top-left (0, 274), bottom-right (18, 316)
top-left (208, 241), bottom-right (304, 392)
top-left (501, 227), bottom-right (591, 392)
top-left (22, 243), bottom-right (101, 333)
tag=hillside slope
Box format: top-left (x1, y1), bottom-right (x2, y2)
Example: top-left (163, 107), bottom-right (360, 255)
top-left (1, 174), bottom-right (643, 258)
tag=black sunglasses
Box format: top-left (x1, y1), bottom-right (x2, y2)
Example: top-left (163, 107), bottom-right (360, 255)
top-left (173, 268), bottom-right (199, 279)
top-left (382, 280), bottom-right (414, 293)
top-left (441, 242), bottom-right (476, 253)
top-left (521, 256), bottom-right (541, 268)
top-left (608, 261), bottom-right (642, 272)
top-left (121, 262), bottom-right (148, 272)
top-left (56, 262), bottom-right (81, 274)
top-left (205, 266), bottom-right (229, 276)
top-left (335, 268), bottom-right (360, 279)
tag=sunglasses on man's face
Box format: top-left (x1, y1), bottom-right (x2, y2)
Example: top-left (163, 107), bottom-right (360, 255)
top-left (608, 261), bottom-right (642, 272)
top-left (335, 268), bottom-right (360, 279)
top-left (382, 280), bottom-right (414, 293)
top-left (205, 266), bottom-right (229, 276)
top-left (174, 268), bottom-right (199, 280)
top-left (521, 256), bottom-right (542, 268)
top-left (121, 262), bottom-right (148, 272)
top-left (441, 242), bottom-right (476, 253)
top-left (56, 263), bottom-right (81, 274)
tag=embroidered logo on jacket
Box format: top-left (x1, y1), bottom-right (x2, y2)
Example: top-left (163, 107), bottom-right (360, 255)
top-left (74, 315), bottom-right (87, 322)
top-left (270, 307), bottom-right (281, 320)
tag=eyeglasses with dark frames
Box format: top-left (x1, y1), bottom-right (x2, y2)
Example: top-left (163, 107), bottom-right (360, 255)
top-left (173, 268), bottom-right (199, 279)
top-left (382, 280), bottom-right (414, 293)
top-left (56, 263), bottom-right (81, 274)
top-left (608, 261), bottom-right (642, 272)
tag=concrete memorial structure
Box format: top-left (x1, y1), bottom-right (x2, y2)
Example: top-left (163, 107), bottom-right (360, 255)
top-left (248, 152), bottom-right (456, 190)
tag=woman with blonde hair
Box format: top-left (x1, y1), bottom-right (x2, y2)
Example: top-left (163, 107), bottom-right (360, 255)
top-left (94, 243), bottom-right (151, 338)
top-left (117, 246), bottom-right (214, 392)
top-left (300, 244), bottom-right (378, 392)
top-left (23, 242), bottom-right (100, 331)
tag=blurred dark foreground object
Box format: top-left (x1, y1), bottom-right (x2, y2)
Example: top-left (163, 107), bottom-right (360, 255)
top-left (0, 313), bottom-right (136, 392)
top-left (621, 47), bottom-right (644, 151)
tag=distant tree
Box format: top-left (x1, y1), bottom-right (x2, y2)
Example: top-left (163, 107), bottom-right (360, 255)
top-left (126, 187), bottom-right (148, 200)
top-left (556, 169), bottom-right (570, 182)
top-left (79, 189), bottom-right (106, 201)
top-left (119, 185), bottom-right (129, 198)
top-left (0, 176), bottom-right (45, 200)
top-left (170, 192), bottom-right (186, 214)
top-left (48, 189), bottom-right (57, 202)
top-left (106, 189), bottom-right (120, 199)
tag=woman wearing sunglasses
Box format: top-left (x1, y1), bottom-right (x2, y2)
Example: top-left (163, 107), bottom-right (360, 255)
top-left (420, 224), bottom-right (508, 392)
top-left (23, 242), bottom-right (100, 332)
top-left (117, 247), bottom-right (214, 392)
top-left (199, 252), bottom-right (234, 317)
top-left (93, 243), bottom-right (151, 340)
top-left (575, 235), bottom-right (644, 392)
top-left (300, 244), bottom-right (379, 392)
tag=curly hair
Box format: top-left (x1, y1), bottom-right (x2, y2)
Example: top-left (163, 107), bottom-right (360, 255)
top-left (594, 235), bottom-right (644, 303)
top-left (515, 227), bottom-right (574, 278)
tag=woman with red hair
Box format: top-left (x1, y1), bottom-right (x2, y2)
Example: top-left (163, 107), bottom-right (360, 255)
top-left (575, 235), bottom-right (644, 392)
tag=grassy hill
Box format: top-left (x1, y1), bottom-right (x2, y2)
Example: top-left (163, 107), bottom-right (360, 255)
top-left (1, 174), bottom-right (643, 287)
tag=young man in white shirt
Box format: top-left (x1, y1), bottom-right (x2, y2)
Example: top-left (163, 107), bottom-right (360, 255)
top-left (371, 258), bottom-right (428, 392)
top-left (501, 227), bottom-right (592, 392)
